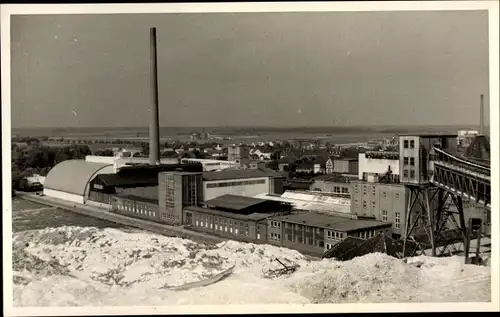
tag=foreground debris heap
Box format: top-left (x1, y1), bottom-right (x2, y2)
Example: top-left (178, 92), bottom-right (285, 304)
top-left (263, 258), bottom-right (300, 279)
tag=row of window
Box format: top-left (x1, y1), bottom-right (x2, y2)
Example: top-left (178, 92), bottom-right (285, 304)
top-left (270, 221), bottom-right (281, 228)
top-left (270, 233), bottom-right (281, 241)
top-left (117, 203), bottom-right (157, 217)
top-left (206, 179), bottom-right (266, 188)
top-left (403, 140), bottom-right (416, 149)
top-left (286, 234), bottom-right (319, 246)
top-left (284, 223), bottom-right (321, 233)
top-left (357, 229), bottom-right (377, 239)
top-left (326, 230), bottom-right (346, 240)
top-left (193, 214), bottom-right (251, 237)
top-left (161, 213), bottom-right (178, 220)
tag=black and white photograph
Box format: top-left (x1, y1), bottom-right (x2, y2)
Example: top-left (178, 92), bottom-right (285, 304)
top-left (2, 1), bottom-right (499, 314)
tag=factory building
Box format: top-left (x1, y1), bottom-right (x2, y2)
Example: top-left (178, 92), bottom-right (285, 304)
top-left (202, 168), bottom-right (285, 201)
top-left (266, 212), bottom-right (392, 257)
top-left (358, 151), bottom-right (400, 183)
top-left (398, 134), bottom-right (457, 184)
top-left (43, 160), bottom-right (115, 204)
top-left (158, 171), bottom-right (204, 225)
top-left (183, 194), bottom-right (293, 243)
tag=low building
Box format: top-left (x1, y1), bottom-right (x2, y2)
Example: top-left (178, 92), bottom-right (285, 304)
top-left (310, 174), bottom-right (351, 196)
top-left (267, 212), bottom-right (392, 257)
top-left (111, 194), bottom-right (160, 221)
top-left (85, 155), bottom-right (178, 173)
top-left (183, 194), bottom-right (292, 243)
top-left (202, 168), bottom-right (285, 201)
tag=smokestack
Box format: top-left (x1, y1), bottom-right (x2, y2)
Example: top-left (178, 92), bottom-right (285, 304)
top-left (480, 94), bottom-right (485, 135)
top-left (149, 27), bottom-right (160, 165)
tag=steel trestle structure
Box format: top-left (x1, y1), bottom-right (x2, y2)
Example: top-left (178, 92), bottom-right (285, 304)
top-left (402, 144), bottom-right (491, 260)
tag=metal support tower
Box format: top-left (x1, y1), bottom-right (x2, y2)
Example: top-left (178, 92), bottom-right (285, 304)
top-left (402, 184), bottom-right (469, 259)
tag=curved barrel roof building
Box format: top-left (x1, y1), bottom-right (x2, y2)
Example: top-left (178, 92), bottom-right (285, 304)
top-left (43, 160), bottom-right (115, 204)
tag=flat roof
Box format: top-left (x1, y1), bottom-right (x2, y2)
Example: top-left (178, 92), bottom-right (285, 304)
top-left (270, 212), bottom-right (391, 232)
top-left (202, 168), bottom-right (282, 181)
top-left (115, 194), bottom-right (159, 204)
top-left (204, 194), bottom-right (267, 210)
top-left (185, 206), bottom-right (273, 222)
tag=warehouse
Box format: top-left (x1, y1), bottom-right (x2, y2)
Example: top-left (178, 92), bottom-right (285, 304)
top-left (202, 168), bottom-right (285, 201)
top-left (267, 212), bottom-right (392, 257)
top-left (183, 194), bottom-right (292, 243)
top-left (43, 160), bottom-right (115, 204)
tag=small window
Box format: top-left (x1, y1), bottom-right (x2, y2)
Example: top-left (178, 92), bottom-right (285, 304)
top-left (395, 193), bottom-right (400, 200)
top-left (410, 157), bottom-right (415, 166)
top-left (404, 157), bottom-right (409, 165)
top-left (383, 192), bottom-right (387, 198)
top-left (403, 170), bottom-right (409, 178)
top-left (363, 201), bottom-right (367, 208)
top-left (409, 140), bottom-right (415, 149)
top-left (410, 170), bottom-right (415, 178)
top-left (404, 140), bottom-right (409, 148)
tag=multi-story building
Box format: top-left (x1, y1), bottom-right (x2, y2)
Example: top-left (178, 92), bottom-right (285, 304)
top-left (228, 145), bottom-right (250, 162)
top-left (267, 212), bottom-right (392, 257)
top-left (350, 181), bottom-right (406, 238)
top-left (158, 171), bottom-right (204, 225)
top-left (398, 134), bottom-right (457, 184)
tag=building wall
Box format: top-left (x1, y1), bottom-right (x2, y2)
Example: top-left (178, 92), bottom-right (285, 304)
top-left (183, 208), bottom-right (262, 243)
top-left (270, 177), bottom-right (285, 195)
top-left (267, 219), bottom-right (283, 246)
top-left (350, 182), bottom-right (407, 237)
top-left (358, 153), bottom-right (400, 180)
top-left (43, 188), bottom-right (84, 204)
top-left (310, 180), bottom-right (350, 195)
top-left (333, 160), bottom-right (359, 175)
top-left (112, 197), bottom-right (159, 221)
top-left (280, 221), bottom-right (326, 256)
top-left (203, 177), bottom-right (271, 201)
top-left (158, 172), bottom-right (203, 225)
top-left (117, 186), bottom-right (158, 200)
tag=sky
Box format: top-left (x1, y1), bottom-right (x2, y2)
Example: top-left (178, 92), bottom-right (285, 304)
top-left (10, 11), bottom-right (490, 128)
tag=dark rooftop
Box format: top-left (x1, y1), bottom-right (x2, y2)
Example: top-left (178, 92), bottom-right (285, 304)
top-left (185, 206), bottom-right (274, 222)
top-left (95, 173), bottom-right (158, 187)
top-left (270, 212), bottom-right (391, 232)
top-left (202, 168), bottom-right (283, 181)
top-left (115, 194), bottom-right (159, 204)
top-left (313, 174), bottom-right (351, 183)
top-left (204, 194), bottom-right (267, 211)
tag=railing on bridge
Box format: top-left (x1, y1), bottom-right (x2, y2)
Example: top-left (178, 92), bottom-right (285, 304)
top-left (432, 147), bottom-right (491, 207)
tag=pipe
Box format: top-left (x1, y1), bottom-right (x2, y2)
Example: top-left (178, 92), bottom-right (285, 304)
top-left (149, 27), bottom-right (161, 165)
top-left (479, 94), bottom-right (485, 135)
